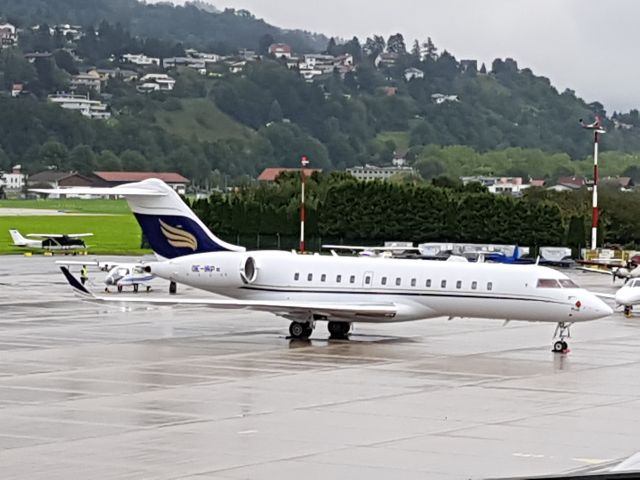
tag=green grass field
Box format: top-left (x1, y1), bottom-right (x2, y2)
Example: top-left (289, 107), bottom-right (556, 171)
top-left (154, 98), bottom-right (255, 142)
top-left (0, 199), bottom-right (146, 255)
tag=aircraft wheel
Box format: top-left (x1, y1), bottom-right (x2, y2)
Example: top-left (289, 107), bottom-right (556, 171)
top-left (146, 286), bottom-right (151, 293)
top-left (552, 340), bottom-right (567, 353)
top-left (328, 321), bottom-right (351, 339)
top-left (169, 281), bottom-right (177, 295)
top-left (133, 284), bottom-right (139, 293)
top-left (624, 306), bottom-right (633, 318)
top-left (117, 285), bottom-right (123, 293)
top-left (289, 321), bottom-right (312, 339)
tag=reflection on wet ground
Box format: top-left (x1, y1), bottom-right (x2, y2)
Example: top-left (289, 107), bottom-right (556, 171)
top-left (0, 256), bottom-right (637, 479)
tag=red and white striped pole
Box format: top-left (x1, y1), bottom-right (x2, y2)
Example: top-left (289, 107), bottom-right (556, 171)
top-left (299, 155), bottom-right (309, 253)
top-left (581, 117), bottom-right (605, 251)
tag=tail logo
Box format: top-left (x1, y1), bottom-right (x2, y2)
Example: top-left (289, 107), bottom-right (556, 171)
top-left (159, 219), bottom-right (198, 251)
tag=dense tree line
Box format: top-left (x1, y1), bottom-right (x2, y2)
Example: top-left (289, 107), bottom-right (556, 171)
top-left (0, 0), bottom-right (327, 53)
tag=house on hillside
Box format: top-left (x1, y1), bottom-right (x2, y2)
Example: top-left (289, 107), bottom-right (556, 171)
top-left (71, 70), bottom-right (102, 93)
top-left (137, 73), bottom-right (176, 92)
top-left (268, 43), bottom-right (292, 59)
top-left (121, 53), bottom-right (160, 66)
top-left (431, 93), bottom-right (459, 104)
top-left (92, 171), bottom-right (190, 194)
top-left (404, 67), bottom-right (424, 81)
top-left (347, 164), bottom-right (415, 181)
top-left (547, 176), bottom-right (587, 192)
top-left (48, 93), bottom-right (111, 119)
top-left (0, 23), bottom-right (17, 48)
top-left (374, 52), bottom-right (399, 69)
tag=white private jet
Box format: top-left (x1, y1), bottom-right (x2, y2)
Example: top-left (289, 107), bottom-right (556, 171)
top-left (57, 260), bottom-right (155, 293)
top-left (9, 229), bottom-right (92, 252)
top-left (35, 179), bottom-right (613, 353)
top-left (610, 279), bottom-right (640, 317)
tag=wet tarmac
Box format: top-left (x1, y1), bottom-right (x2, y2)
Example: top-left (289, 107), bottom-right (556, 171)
top-left (0, 255), bottom-right (638, 479)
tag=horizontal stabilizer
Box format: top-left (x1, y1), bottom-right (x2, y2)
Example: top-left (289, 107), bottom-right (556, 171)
top-left (27, 233), bottom-right (93, 238)
top-left (30, 187), bottom-right (167, 196)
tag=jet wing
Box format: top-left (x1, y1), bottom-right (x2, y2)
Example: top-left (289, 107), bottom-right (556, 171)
top-left (577, 266), bottom-right (613, 275)
top-left (59, 267), bottom-right (397, 319)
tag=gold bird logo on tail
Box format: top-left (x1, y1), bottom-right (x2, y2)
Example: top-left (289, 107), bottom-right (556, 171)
top-left (159, 219), bottom-right (198, 251)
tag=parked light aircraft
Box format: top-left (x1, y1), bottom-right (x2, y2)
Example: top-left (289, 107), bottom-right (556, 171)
top-left (9, 229), bottom-right (92, 252)
top-left (57, 260), bottom-right (154, 292)
top-left (36, 179), bottom-right (613, 353)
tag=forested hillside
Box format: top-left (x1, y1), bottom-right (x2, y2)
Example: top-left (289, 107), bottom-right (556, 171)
top-left (2, 0), bottom-right (640, 186)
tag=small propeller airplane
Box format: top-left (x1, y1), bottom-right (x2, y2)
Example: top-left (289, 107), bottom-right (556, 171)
top-left (9, 229), bottom-right (92, 253)
top-left (56, 260), bottom-right (155, 293)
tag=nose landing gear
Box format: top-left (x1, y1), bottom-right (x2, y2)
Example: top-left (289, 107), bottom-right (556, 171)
top-left (624, 305), bottom-right (633, 318)
top-left (552, 322), bottom-right (572, 353)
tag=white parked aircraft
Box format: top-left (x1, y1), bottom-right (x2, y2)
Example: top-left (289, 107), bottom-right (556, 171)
top-left (609, 279), bottom-right (640, 317)
top-left (9, 229), bottom-right (92, 252)
top-left (57, 260), bottom-right (155, 293)
top-left (36, 179), bottom-right (613, 353)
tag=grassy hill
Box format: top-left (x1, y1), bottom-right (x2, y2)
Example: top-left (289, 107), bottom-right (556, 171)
top-left (153, 98), bottom-right (255, 142)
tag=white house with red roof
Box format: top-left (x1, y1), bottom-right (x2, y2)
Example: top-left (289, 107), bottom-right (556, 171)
top-left (268, 43), bottom-right (292, 59)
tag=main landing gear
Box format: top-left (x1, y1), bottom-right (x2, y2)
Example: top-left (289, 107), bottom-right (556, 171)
top-left (289, 321), bottom-right (314, 339)
top-left (552, 321), bottom-right (572, 353)
top-left (327, 321), bottom-right (351, 339)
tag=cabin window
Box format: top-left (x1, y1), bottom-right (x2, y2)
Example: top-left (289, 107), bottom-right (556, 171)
top-left (349, 275), bottom-right (355, 284)
top-left (426, 279), bottom-right (431, 288)
top-left (411, 278), bottom-right (416, 287)
top-left (471, 281), bottom-right (477, 290)
top-left (441, 280), bottom-right (447, 288)
top-left (365, 275), bottom-right (371, 285)
top-left (307, 273), bottom-right (313, 281)
top-left (321, 274), bottom-right (326, 282)
top-left (487, 282), bottom-right (493, 291)
top-left (381, 276), bottom-right (387, 285)
top-left (537, 279), bottom-right (561, 288)
top-left (558, 279), bottom-right (579, 288)
top-left (294, 273), bottom-right (300, 281)
top-left (456, 280), bottom-right (462, 289)
top-left (336, 274), bottom-right (342, 283)
top-left (395, 277), bottom-right (401, 286)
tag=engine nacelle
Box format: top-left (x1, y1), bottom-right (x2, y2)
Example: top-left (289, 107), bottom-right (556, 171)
top-left (240, 256), bottom-right (258, 284)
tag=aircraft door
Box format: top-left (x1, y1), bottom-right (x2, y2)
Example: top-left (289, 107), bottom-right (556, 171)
top-left (363, 271), bottom-right (374, 288)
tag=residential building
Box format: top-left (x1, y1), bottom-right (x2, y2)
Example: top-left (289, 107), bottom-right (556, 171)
top-left (487, 177), bottom-right (529, 195)
top-left (228, 60), bottom-right (247, 74)
top-left (71, 70), bottom-right (102, 93)
top-left (164, 56), bottom-right (206, 71)
top-left (346, 164), bottom-right (416, 181)
top-left (529, 179), bottom-right (546, 188)
top-left (48, 93), bottom-right (111, 119)
top-left (374, 52), bottom-right (399, 69)
top-left (121, 53), bottom-right (160, 66)
top-left (92, 171), bottom-right (190, 194)
top-left (55, 24), bottom-right (82, 41)
top-left (137, 73), bottom-right (176, 92)
top-left (27, 171), bottom-right (95, 189)
top-left (0, 165), bottom-right (25, 190)
top-left (11, 83), bottom-right (23, 97)
top-left (24, 52), bottom-right (52, 63)
top-left (96, 68), bottom-right (138, 82)
top-left (257, 168), bottom-right (321, 182)
top-left (404, 67), bottom-right (424, 81)
top-left (432, 93), bottom-right (459, 104)
top-left (551, 176), bottom-right (587, 191)
top-left (0, 23), bottom-right (17, 48)
top-left (269, 43), bottom-right (292, 59)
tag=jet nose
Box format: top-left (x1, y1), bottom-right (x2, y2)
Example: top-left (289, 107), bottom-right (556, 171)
top-left (105, 276), bottom-right (114, 285)
top-left (615, 288), bottom-right (634, 306)
top-left (580, 294), bottom-right (613, 320)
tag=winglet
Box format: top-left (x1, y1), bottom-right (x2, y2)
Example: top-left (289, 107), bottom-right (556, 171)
top-left (59, 266), bottom-right (93, 297)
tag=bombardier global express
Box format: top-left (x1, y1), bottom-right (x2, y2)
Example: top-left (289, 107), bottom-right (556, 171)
top-left (37, 179), bottom-right (613, 352)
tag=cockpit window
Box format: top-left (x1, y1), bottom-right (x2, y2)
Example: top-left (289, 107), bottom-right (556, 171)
top-left (631, 279), bottom-right (640, 288)
top-left (558, 279), bottom-right (579, 288)
top-left (537, 279), bottom-right (561, 288)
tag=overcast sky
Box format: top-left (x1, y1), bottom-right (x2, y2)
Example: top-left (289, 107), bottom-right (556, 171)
top-left (168, 0), bottom-right (638, 112)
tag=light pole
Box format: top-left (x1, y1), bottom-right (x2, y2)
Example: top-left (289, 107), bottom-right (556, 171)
top-left (299, 155), bottom-right (309, 253)
top-left (580, 116), bottom-right (606, 251)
